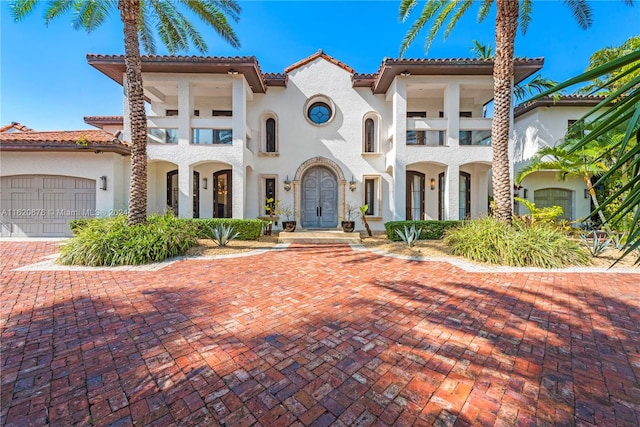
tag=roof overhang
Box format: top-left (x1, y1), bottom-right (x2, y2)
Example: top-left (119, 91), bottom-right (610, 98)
top-left (87, 54), bottom-right (268, 94)
top-left (0, 144), bottom-right (131, 155)
top-left (372, 58), bottom-right (545, 94)
top-left (514, 95), bottom-right (607, 118)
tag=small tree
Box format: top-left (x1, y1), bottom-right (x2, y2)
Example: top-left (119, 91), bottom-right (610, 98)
top-left (359, 205), bottom-right (372, 237)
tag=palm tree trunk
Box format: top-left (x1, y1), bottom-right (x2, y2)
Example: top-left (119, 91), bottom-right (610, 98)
top-left (584, 174), bottom-right (612, 233)
top-left (119, 0), bottom-right (148, 225)
top-left (491, 0), bottom-right (519, 223)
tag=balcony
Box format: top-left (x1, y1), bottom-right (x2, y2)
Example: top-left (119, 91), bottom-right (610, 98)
top-left (406, 118), bottom-right (447, 146)
top-left (147, 128), bottom-right (178, 144)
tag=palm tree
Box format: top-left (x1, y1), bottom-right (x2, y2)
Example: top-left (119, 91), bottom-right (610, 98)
top-left (399, 0), bottom-right (594, 223)
top-left (10, 0), bottom-right (241, 225)
top-left (515, 145), bottom-right (612, 232)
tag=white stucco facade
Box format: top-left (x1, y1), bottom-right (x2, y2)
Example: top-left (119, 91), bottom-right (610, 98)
top-left (92, 51), bottom-right (524, 231)
top-left (513, 99), bottom-right (601, 222)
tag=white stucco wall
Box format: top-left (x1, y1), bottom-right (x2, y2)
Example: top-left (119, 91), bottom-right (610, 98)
top-left (513, 106), bottom-right (594, 220)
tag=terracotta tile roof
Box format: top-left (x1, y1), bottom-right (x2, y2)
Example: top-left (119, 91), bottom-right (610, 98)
top-left (0, 122), bottom-right (34, 133)
top-left (372, 57), bottom-right (544, 94)
top-left (87, 54), bottom-right (268, 94)
top-left (285, 49), bottom-right (355, 74)
top-left (84, 116), bottom-right (124, 130)
top-left (514, 94), bottom-right (608, 117)
top-left (0, 130), bottom-right (130, 155)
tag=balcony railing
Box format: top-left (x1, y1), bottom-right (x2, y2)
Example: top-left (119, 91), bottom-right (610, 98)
top-left (192, 128), bottom-right (233, 145)
top-left (406, 130), bottom-right (446, 146)
top-left (147, 128), bottom-right (178, 144)
top-left (459, 130), bottom-right (491, 146)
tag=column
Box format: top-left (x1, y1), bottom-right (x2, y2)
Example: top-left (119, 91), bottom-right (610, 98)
top-left (178, 163), bottom-right (193, 218)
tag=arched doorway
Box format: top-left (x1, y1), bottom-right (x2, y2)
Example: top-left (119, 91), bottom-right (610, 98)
top-left (301, 166), bottom-right (338, 228)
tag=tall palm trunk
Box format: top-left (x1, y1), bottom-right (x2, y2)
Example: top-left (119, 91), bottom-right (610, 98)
top-left (491, 0), bottom-right (518, 223)
top-left (119, 0), bottom-right (148, 225)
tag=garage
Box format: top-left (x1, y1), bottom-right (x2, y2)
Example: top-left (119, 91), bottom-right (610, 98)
top-left (1, 175), bottom-right (96, 237)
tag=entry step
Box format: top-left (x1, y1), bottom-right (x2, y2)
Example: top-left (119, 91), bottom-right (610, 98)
top-left (277, 230), bottom-right (361, 244)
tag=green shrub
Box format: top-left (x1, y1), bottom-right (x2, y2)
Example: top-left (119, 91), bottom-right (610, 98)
top-left (385, 220), bottom-right (461, 241)
top-left (443, 217), bottom-right (590, 268)
top-left (58, 214), bottom-right (198, 266)
top-left (69, 218), bottom-right (92, 234)
top-left (190, 218), bottom-right (263, 240)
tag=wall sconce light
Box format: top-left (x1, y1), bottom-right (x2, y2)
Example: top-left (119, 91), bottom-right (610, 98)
top-left (100, 176), bottom-right (107, 191)
top-left (283, 175), bottom-right (292, 192)
top-left (400, 70), bottom-right (411, 77)
top-left (202, 177), bottom-right (208, 190)
top-left (429, 178), bottom-right (436, 190)
top-left (584, 189), bottom-right (589, 199)
top-left (349, 175), bottom-right (357, 192)
top-left (522, 188), bottom-right (528, 198)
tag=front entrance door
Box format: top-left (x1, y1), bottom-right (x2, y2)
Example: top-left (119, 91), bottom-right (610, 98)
top-left (301, 167), bottom-right (338, 228)
top-left (167, 170), bottom-right (199, 217)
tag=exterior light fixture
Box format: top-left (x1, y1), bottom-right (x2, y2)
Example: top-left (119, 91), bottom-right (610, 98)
top-left (400, 70), bottom-right (411, 77)
top-left (430, 178), bottom-right (436, 190)
top-left (349, 175), bottom-right (357, 192)
top-left (100, 176), bottom-right (107, 191)
top-left (228, 69), bottom-right (239, 75)
top-left (284, 175), bottom-right (292, 192)
top-left (584, 189), bottom-right (589, 199)
top-left (202, 177), bottom-right (208, 190)
top-left (522, 188), bottom-right (528, 198)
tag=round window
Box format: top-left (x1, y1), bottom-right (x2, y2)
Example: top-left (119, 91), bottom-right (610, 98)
top-left (307, 102), bottom-right (332, 125)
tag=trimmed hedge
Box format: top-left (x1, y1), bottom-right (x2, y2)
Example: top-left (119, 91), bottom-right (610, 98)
top-left (70, 217), bottom-right (265, 241)
top-left (190, 218), bottom-right (264, 240)
top-left (384, 220), bottom-right (461, 241)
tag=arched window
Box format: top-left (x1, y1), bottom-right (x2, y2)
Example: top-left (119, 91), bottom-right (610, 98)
top-left (364, 118), bottom-right (375, 152)
top-left (266, 118), bottom-right (276, 152)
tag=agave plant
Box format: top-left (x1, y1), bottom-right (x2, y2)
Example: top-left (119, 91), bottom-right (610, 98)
top-left (210, 224), bottom-right (240, 247)
top-left (579, 232), bottom-right (613, 257)
top-left (395, 224), bottom-right (423, 248)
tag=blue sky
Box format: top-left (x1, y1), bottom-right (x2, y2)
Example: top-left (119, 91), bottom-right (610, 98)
top-left (1, 1), bottom-right (638, 131)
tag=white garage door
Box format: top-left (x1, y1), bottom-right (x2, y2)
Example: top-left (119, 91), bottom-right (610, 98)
top-left (1, 175), bottom-right (96, 237)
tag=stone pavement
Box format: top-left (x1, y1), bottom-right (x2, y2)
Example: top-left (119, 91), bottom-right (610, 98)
top-left (1, 241), bottom-right (639, 426)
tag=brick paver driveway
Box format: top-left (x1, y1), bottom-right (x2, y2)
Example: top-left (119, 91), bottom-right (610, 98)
top-left (1, 241), bottom-right (639, 427)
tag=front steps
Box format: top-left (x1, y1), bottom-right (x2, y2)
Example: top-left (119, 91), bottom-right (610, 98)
top-left (277, 230), bottom-right (361, 244)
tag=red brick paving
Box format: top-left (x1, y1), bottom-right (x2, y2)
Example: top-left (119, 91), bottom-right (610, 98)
top-left (1, 241), bottom-right (639, 426)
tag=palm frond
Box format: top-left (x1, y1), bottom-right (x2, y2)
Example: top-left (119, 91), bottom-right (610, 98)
top-left (443, 0), bottom-right (473, 39)
top-left (477, 0), bottom-right (494, 22)
top-left (424, 0), bottom-right (458, 51)
top-left (181, 0), bottom-right (240, 50)
top-left (398, 0), bottom-right (419, 21)
top-left (72, 0), bottom-right (116, 32)
top-left (519, 0), bottom-right (533, 34)
top-left (562, 0), bottom-right (593, 29)
top-left (138, 0), bottom-right (157, 54)
top-left (10, 0), bottom-right (38, 21)
top-left (399, 0), bottom-right (446, 56)
top-left (43, 0), bottom-right (76, 25)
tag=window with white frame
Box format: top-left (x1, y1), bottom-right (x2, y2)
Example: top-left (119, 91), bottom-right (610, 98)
top-left (363, 175), bottom-right (381, 216)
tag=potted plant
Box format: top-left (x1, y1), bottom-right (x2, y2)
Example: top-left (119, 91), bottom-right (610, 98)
top-left (341, 204), bottom-right (357, 232)
top-left (279, 204), bottom-right (296, 232)
top-left (263, 197), bottom-right (279, 236)
top-left (359, 204), bottom-right (372, 237)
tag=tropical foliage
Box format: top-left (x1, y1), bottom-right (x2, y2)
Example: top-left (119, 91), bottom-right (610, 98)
top-left (528, 47), bottom-right (640, 261)
top-left (399, 0), bottom-right (595, 223)
top-left (11, 0), bottom-right (241, 226)
top-left (443, 217), bottom-right (590, 268)
top-left (59, 214), bottom-right (198, 266)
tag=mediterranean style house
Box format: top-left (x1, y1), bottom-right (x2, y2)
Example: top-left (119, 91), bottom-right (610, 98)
top-left (0, 50), bottom-right (597, 237)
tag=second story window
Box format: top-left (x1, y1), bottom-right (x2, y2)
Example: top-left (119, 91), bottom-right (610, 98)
top-left (364, 118), bottom-right (375, 152)
top-left (166, 109), bottom-right (178, 116)
top-left (266, 118), bottom-right (276, 152)
top-left (192, 129), bottom-right (232, 145)
top-left (407, 130), bottom-right (426, 145)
